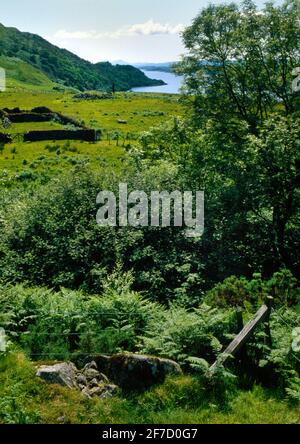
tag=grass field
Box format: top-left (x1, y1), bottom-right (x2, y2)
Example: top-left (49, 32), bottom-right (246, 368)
top-left (0, 351), bottom-right (299, 424)
top-left (0, 90), bottom-right (182, 182)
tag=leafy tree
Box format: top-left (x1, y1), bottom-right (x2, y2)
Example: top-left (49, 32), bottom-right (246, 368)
top-left (177, 0), bottom-right (300, 131)
top-left (245, 115), bottom-right (300, 270)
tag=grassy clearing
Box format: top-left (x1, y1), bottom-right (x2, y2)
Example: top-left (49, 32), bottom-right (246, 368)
top-left (0, 90), bottom-right (182, 181)
top-left (0, 351), bottom-right (299, 424)
top-left (0, 90), bottom-right (182, 134)
top-left (7, 121), bottom-right (66, 135)
top-left (0, 139), bottom-right (125, 182)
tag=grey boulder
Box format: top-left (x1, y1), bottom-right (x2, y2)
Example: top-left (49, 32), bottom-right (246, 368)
top-left (36, 362), bottom-right (78, 389)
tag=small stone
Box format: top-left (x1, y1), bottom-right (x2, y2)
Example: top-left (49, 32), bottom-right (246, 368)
top-left (100, 384), bottom-right (119, 399)
top-left (81, 387), bottom-right (92, 399)
top-left (88, 386), bottom-right (105, 397)
top-left (89, 378), bottom-right (99, 388)
top-left (83, 368), bottom-right (100, 380)
top-left (98, 372), bottom-right (109, 384)
top-left (76, 374), bottom-right (88, 386)
top-left (91, 384), bottom-right (119, 398)
top-left (83, 361), bottom-right (98, 371)
top-left (57, 416), bottom-right (65, 423)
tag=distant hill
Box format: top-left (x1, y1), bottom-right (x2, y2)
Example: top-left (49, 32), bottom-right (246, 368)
top-left (0, 23), bottom-right (165, 91)
top-left (134, 62), bottom-right (178, 73)
top-left (111, 60), bottom-right (129, 66)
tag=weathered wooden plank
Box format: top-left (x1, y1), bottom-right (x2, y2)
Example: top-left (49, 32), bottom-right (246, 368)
top-left (209, 301), bottom-right (272, 374)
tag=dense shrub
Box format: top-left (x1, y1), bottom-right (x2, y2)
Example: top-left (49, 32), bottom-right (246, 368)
top-left (206, 270), bottom-right (300, 308)
top-left (0, 166), bottom-right (205, 303)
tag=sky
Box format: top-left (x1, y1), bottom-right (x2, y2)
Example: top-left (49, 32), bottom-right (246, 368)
top-left (1, 0), bottom-right (280, 63)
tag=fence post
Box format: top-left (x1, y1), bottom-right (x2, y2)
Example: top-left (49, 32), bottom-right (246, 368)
top-left (235, 307), bottom-right (243, 333)
top-left (209, 301), bottom-right (273, 375)
top-left (264, 296), bottom-right (273, 348)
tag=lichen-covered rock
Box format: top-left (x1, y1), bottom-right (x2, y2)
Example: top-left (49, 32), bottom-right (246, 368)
top-left (99, 372), bottom-right (110, 384)
top-left (94, 353), bottom-right (182, 389)
top-left (83, 368), bottom-right (101, 381)
top-left (36, 360), bottom-right (120, 400)
top-left (89, 378), bottom-right (99, 388)
top-left (81, 384), bottom-right (119, 399)
top-left (83, 361), bottom-right (98, 371)
top-left (81, 387), bottom-right (92, 399)
top-left (36, 354), bottom-right (181, 394)
top-left (100, 384), bottom-right (119, 399)
top-left (76, 374), bottom-right (88, 387)
top-left (36, 362), bottom-right (78, 389)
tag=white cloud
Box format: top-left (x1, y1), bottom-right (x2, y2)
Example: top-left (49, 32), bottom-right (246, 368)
top-left (125, 20), bottom-right (185, 36)
top-left (52, 20), bottom-right (185, 41)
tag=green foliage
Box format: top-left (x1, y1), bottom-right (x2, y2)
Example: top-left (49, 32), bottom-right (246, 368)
top-left (0, 275), bottom-right (163, 359)
top-left (139, 304), bottom-right (236, 363)
top-left (286, 379), bottom-right (300, 405)
top-left (0, 166), bottom-right (205, 302)
top-left (135, 117), bottom-right (194, 169)
top-left (269, 308), bottom-right (300, 372)
top-left (206, 270), bottom-right (300, 309)
top-left (79, 269), bottom-right (162, 354)
top-left (0, 279), bottom-right (299, 413)
top-left (170, 1), bottom-right (300, 282)
top-left (203, 274), bottom-right (300, 399)
top-left (177, 0), bottom-right (300, 129)
top-left (206, 276), bottom-right (255, 308)
top-left (0, 351), bottom-right (42, 423)
top-left (0, 284), bottom-right (86, 359)
top-left (2, 279), bottom-right (298, 396)
top-left (186, 356), bottom-right (239, 406)
top-left (134, 111), bottom-right (300, 284)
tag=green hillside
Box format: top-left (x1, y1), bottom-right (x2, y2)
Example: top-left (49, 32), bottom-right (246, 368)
top-left (0, 23), bottom-right (164, 91)
top-left (0, 55), bottom-right (56, 90)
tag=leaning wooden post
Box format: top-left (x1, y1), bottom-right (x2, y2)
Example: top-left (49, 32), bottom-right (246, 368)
top-left (209, 300), bottom-right (273, 376)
